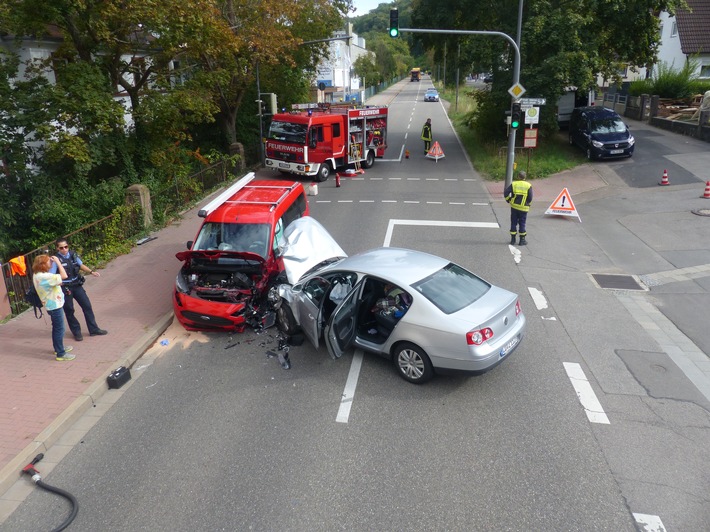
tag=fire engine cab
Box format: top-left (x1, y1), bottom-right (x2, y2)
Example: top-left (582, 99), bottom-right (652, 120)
top-left (265, 103), bottom-right (388, 182)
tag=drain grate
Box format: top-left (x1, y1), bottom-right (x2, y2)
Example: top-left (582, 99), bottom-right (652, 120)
top-left (591, 273), bottom-right (646, 291)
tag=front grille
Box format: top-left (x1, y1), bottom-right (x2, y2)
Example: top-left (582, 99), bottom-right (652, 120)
top-left (181, 311), bottom-right (235, 327)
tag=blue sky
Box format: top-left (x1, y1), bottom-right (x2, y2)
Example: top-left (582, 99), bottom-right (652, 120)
top-left (352, 0), bottom-right (388, 15)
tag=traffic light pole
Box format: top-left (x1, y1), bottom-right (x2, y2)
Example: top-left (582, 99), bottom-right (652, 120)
top-left (398, 27), bottom-right (521, 189)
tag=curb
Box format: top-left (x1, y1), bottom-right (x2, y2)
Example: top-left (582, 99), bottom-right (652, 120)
top-left (0, 311), bottom-right (174, 498)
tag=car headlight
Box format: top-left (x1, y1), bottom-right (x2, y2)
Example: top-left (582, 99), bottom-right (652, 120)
top-left (175, 273), bottom-right (190, 294)
top-left (628, 136), bottom-right (635, 146)
top-left (591, 140), bottom-right (604, 148)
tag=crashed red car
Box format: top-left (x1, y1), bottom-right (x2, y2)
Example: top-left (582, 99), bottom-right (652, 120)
top-left (173, 173), bottom-right (309, 332)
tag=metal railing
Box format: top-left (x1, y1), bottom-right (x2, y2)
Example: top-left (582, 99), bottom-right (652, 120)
top-left (2, 205), bottom-right (143, 317)
top-left (2, 160), bottom-right (234, 318)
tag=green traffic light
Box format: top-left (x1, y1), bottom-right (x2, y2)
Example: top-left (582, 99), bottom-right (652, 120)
top-left (511, 118), bottom-right (520, 128)
top-left (389, 8), bottom-right (399, 38)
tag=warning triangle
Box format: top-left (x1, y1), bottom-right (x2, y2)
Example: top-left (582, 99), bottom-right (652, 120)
top-left (426, 141), bottom-right (445, 161)
top-left (545, 188), bottom-right (581, 222)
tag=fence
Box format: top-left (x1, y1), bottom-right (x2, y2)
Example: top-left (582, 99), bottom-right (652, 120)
top-left (2, 160), bottom-right (234, 318)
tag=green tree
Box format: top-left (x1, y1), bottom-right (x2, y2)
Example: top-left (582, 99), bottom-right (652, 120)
top-left (410, 0), bottom-right (688, 136)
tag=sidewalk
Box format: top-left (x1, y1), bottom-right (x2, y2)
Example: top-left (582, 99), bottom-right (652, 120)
top-left (0, 202), bottom-right (204, 497)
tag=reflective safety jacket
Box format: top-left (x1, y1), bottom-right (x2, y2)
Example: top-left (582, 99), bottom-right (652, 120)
top-left (504, 180), bottom-right (533, 212)
top-left (421, 123), bottom-right (432, 141)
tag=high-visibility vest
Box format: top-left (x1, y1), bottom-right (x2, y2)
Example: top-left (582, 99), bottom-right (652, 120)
top-left (421, 124), bottom-right (432, 141)
top-left (508, 181), bottom-right (532, 212)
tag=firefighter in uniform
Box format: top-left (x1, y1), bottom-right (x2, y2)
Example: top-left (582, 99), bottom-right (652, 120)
top-left (504, 171), bottom-right (533, 245)
top-left (421, 118), bottom-right (432, 154)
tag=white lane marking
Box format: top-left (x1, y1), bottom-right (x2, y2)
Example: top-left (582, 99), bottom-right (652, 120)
top-left (406, 177), bottom-right (421, 180)
top-left (337, 200), bottom-right (354, 203)
top-left (426, 201), bottom-right (443, 205)
top-left (563, 362), bottom-right (610, 424)
top-left (633, 513), bottom-right (666, 532)
top-left (527, 287), bottom-right (548, 310)
top-left (404, 200), bottom-right (420, 204)
top-left (359, 200), bottom-right (375, 203)
top-left (384, 219), bottom-right (499, 250)
top-left (509, 244), bottom-right (522, 263)
top-left (336, 351), bottom-right (364, 423)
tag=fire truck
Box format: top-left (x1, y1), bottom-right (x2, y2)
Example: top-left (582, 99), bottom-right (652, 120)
top-left (264, 103), bottom-right (388, 182)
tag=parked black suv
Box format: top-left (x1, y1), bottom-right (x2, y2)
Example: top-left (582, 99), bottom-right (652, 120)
top-left (568, 106), bottom-right (635, 160)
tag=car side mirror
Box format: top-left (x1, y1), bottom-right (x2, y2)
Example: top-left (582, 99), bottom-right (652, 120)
top-left (186, 241), bottom-right (193, 249)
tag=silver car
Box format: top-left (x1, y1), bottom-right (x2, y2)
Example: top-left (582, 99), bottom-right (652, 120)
top-left (424, 88), bottom-right (439, 102)
top-left (274, 244), bottom-right (526, 384)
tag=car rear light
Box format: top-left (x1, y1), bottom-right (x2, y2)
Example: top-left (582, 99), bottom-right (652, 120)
top-left (515, 300), bottom-right (521, 316)
top-left (467, 328), bottom-right (494, 345)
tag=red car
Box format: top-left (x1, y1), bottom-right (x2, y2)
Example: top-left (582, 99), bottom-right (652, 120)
top-left (173, 173), bottom-right (309, 332)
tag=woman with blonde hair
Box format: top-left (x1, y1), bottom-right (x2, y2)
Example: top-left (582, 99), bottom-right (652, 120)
top-left (32, 254), bottom-right (73, 360)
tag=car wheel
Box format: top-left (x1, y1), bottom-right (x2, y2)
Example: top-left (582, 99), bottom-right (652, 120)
top-left (363, 150), bottom-right (375, 169)
top-left (393, 342), bottom-right (434, 384)
top-left (316, 164), bottom-right (330, 182)
top-left (276, 303), bottom-right (300, 335)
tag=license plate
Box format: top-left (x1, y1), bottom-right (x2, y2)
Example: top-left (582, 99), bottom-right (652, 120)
top-left (279, 162), bottom-right (290, 169)
top-left (500, 336), bottom-right (519, 357)
top-left (609, 149), bottom-right (623, 154)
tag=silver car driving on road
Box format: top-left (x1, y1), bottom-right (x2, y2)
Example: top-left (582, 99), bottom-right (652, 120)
top-left (273, 242), bottom-right (526, 384)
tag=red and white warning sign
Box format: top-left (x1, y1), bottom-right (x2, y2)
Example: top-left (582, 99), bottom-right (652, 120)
top-left (426, 141), bottom-right (445, 162)
top-left (545, 188), bottom-right (581, 222)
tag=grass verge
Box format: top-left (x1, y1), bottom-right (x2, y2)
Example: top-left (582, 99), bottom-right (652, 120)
top-left (438, 85), bottom-right (586, 181)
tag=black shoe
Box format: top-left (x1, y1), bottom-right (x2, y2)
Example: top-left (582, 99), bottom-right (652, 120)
top-left (90, 329), bottom-right (108, 336)
top-left (74, 334), bottom-right (84, 342)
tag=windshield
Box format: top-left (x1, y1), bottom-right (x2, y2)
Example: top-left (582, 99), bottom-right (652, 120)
top-left (193, 222), bottom-right (271, 258)
top-left (268, 121), bottom-right (308, 144)
top-left (591, 118), bottom-right (627, 134)
top-left (412, 263), bottom-right (490, 314)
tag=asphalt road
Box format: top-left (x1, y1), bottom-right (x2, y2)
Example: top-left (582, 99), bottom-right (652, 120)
top-left (3, 78), bottom-right (709, 531)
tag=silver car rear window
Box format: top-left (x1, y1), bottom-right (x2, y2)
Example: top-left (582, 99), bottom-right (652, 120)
top-left (412, 263), bottom-right (490, 314)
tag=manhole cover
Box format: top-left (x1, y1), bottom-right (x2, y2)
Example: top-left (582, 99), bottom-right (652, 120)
top-left (591, 273), bottom-right (645, 290)
top-left (691, 208), bottom-right (710, 217)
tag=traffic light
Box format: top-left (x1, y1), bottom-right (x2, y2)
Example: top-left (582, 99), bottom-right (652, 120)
top-left (258, 93), bottom-right (277, 115)
top-left (510, 101), bottom-right (522, 129)
top-left (389, 8), bottom-right (399, 38)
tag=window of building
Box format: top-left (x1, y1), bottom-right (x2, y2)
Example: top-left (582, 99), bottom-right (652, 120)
top-left (670, 21), bottom-right (677, 37)
top-left (700, 64), bottom-right (710, 79)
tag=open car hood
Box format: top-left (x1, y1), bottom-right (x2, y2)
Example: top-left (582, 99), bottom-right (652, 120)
top-left (175, 249), bottom-right (266, 264)
top-left (280, 217), bottom-right (346, 284)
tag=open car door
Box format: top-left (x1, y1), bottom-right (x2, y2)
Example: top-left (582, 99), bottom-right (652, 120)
top-left (323, 280), bottom-right (361, 360)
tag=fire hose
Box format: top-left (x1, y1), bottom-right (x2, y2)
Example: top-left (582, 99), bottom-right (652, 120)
top-left (21, 453), bottom-right (79, 532)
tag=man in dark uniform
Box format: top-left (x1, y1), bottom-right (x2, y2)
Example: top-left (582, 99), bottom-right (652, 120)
top-left (504, 171), bottom-right (533, 245)
top-left (51, 238), bottom-right (108, 341)
top-left (421, 118), bottom-right (432, 154)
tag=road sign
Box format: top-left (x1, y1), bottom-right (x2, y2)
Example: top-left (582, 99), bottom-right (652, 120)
top-left (523, 128), bottom-right (538, 148)
top-left (508, 83), bottom-right (526, 99)
top-left (520, 97), bottom-right (546, 106)
top-left (524, 106), bottom-right (540, 125)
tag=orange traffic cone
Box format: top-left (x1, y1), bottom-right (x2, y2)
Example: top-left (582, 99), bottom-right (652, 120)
top-left (659, 169), bottom-right (669, 186)
top-left (702, 181), bottom-right (710, 199)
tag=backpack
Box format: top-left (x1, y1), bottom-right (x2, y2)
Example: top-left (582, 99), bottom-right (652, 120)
top-left (25, 285), bottom-right (43, 319)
